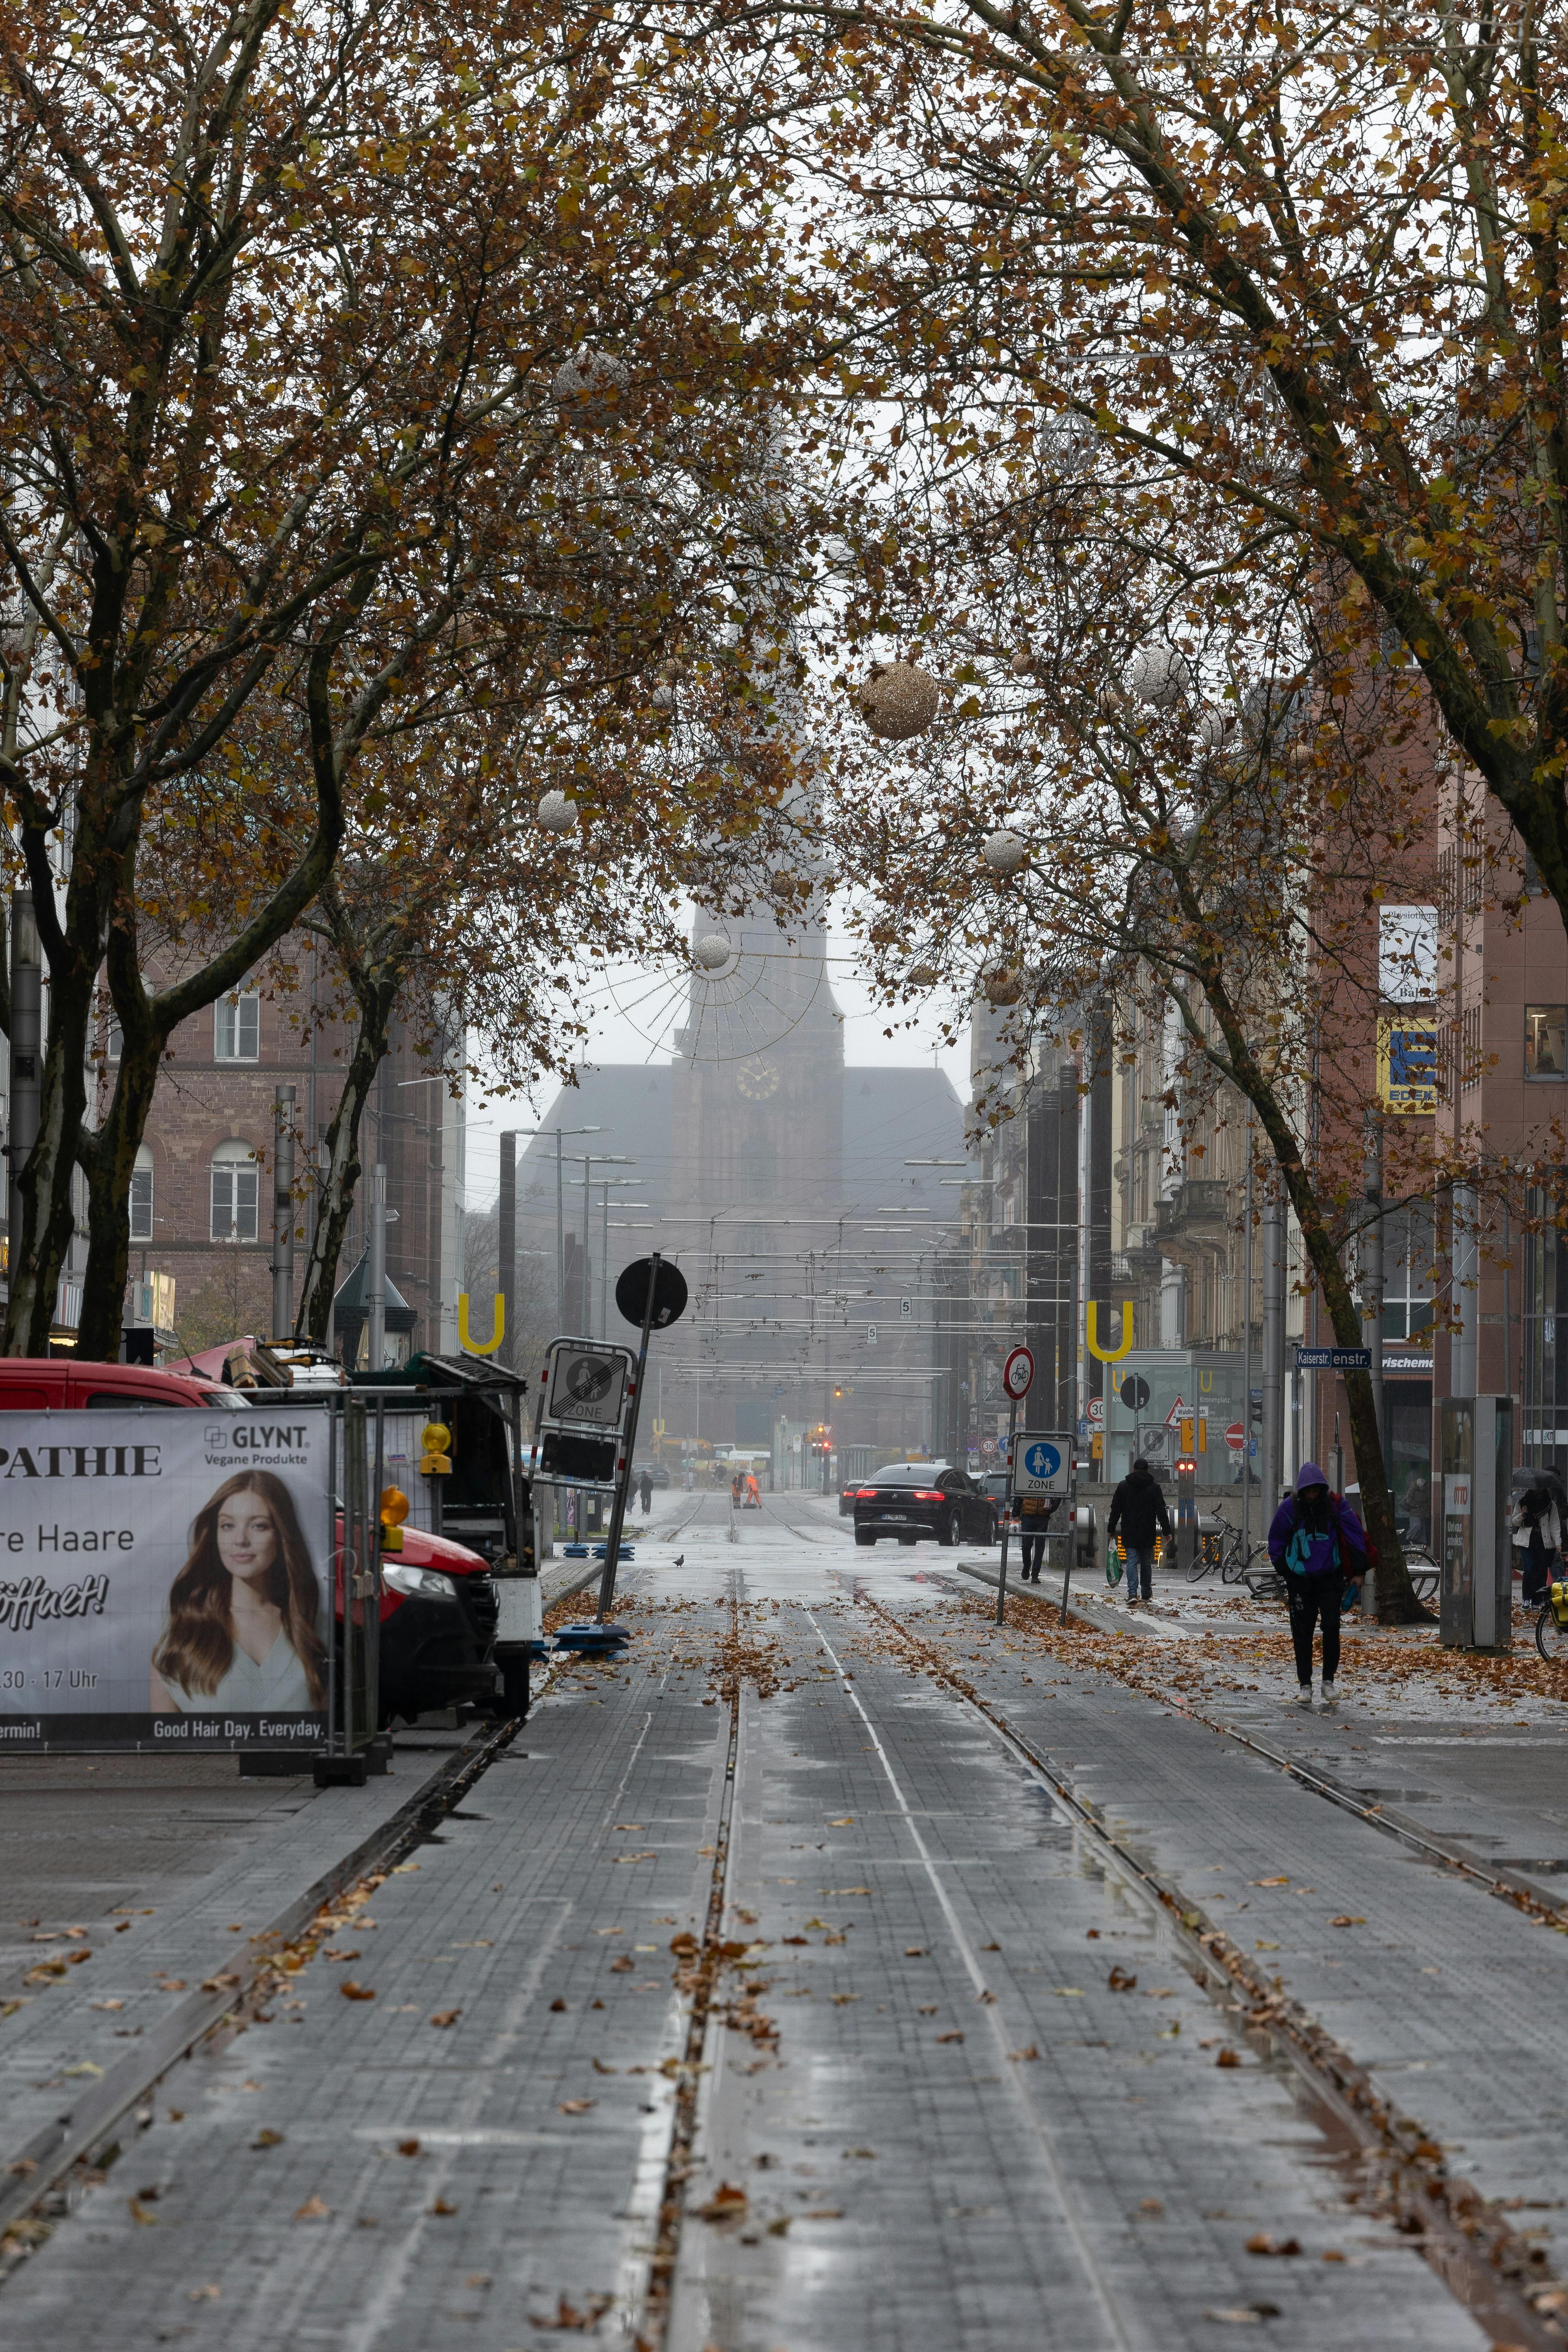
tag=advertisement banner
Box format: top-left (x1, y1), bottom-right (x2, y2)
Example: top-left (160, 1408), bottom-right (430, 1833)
top-left (0, 1409), bottom-right (331, 1752)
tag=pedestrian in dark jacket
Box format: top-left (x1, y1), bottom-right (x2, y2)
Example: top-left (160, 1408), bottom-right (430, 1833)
top-left (1510, 1478), bottom-right (1562, 1606)
top-left (638, 1470), bottom-right (653, 1516)
top-left (1107, 1459), bottom-right (1171, 1605)
top-left (1017, 1490), bottom-right (1058, 1583)
top-left (1268, 1462), bottom-right (1369, 1709)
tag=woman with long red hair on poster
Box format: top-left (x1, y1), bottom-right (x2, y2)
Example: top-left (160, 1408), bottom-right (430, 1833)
top-left (150, 1471), bottom-right (327, 1714)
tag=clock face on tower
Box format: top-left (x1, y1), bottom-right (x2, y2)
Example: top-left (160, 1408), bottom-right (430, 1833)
top-left (736, 1056), bottom-right (780, 1101)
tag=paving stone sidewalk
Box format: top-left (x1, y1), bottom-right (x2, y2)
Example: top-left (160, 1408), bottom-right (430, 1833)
top-left (0, 1610), bottom-right (733, 2352)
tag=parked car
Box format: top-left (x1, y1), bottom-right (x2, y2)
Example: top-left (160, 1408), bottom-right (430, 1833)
top-left (839, 1483), bottom-right (858, 1517)
top-left (851, 1461), bottom-right (998, 1548)
top-left (634, 1463), bottom-right (672, 1490)
top-left (0, 1359), bottom-right (499, 1727)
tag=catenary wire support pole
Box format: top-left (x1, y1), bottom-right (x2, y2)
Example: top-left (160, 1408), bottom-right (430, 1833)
top-left (1262, 1185), bottom-right (1285, 1512)
top-left (596, 1251), bottom-right (662, 1623)
top-left (1453, 1176), bottom-right (1478, 1397)
top-left (272, 1085), bottom-right (295, 1342)
top-left (1242, 1109), bottom-right (1254, 1563)
top-left (1363, 1106), bottom-right (1384, 1461)
top-left (366, 1163), bottom-right (386, 1377)
top-left (556, 1130), bottom-right (565, 1331)
top-left (499, 1132), bottom-right (516, 1370)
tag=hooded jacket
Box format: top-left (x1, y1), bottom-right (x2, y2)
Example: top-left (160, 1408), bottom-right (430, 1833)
top-left (1267, 1463), bottom-right (1369, 1578)
top-left (1107, 1460), bottom-right (1172, 1549)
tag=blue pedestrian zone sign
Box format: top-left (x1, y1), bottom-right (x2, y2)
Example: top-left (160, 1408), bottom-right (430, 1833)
top-left (1017, 1438), bottom-right (1070, 1495)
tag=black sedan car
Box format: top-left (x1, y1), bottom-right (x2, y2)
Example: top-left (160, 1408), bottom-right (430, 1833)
top-left (851, 1462), bottom-right (997, 1548)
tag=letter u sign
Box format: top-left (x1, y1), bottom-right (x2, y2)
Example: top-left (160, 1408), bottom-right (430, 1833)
top-left (1085, 1301), bottom-right (1133, 1363)
top-left (457, 1292), bottom-right (505, 1355)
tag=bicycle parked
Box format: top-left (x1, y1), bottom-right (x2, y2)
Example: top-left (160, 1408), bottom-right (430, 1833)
top-left (1182, 1510), bottom-right (1269, 1586)
top-left (1537, 1580), bottom-right (1568, 1664)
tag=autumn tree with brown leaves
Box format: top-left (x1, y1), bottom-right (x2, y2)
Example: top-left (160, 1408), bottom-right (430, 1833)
top-left (0, 0), bottom-right (802, 1357)
top-left (769, 0), bottom-right (1568, 926)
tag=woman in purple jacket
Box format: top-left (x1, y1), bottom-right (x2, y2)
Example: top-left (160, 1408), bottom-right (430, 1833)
top-left (1268, 1463), bottom-right (1369, 1709)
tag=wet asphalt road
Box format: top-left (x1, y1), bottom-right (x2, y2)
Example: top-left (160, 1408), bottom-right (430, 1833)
top-left (1, 1487), bottom-right (1564, 2349)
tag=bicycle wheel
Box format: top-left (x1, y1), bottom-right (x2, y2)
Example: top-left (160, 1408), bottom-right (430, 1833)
top-left (1221, 1538), bottom-right (1251, 1584)
top-left (1537, 1606), bottom-right (1568, 1665)
top-left (1187, 1535), bottom-right (1218, 1583)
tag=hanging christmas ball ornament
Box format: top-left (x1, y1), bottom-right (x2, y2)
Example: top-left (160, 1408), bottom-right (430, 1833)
top-left (650, 683), bottom-right (677, 711)
top-left (536, 789), bottom-right (579, 833)
top-left (982, 965), bottom-right (1024, 1007)
top-left (1009, 650), bottom-right (1035, 679)
top-left (857, 660), bottom-right (942, 742)
top-left (550, 346), bottom-right (631, 427)
top-left (982, 828), bottom-right (1029, 875)
top-left (1126, 644), bottom-right (1194, 710)
top-left (692, 933), bottom-right (733, 971)
top-left (1196, 708), bottom-right (1232, 749)
top-left (907, 963), bottom-right (939, 989)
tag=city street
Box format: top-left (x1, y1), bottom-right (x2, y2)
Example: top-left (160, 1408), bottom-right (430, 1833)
top-left (3, 1489), bottom-right (1568, 2350)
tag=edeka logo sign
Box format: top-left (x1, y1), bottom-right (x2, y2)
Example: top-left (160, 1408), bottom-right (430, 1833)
top-left (0, 1411), bottom-right (332, 1755)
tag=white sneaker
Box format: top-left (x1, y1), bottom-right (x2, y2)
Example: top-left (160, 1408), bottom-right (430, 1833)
top-left (1320, 1681), bottom-right (1338, 1709)
top-left (1294, 1684), bottom-right (1314, 1708)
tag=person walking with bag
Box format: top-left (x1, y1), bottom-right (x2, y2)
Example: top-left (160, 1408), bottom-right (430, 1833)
top-left (1510, 1476), bottom-right (1563, 1607)
top-left (1106, 1458), bottom-right (1170, 1607)
top-left (1268, 1463), bottom-right (1369, 1709)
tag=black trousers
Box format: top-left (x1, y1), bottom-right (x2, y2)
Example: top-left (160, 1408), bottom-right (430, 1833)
top-left (1020, 1531), bottom-right (1047, 1579)
top-left (1522, 1532), bottom-right (1556, 1606)
top-left (1286, 1574), bottom-right (1343, 1685)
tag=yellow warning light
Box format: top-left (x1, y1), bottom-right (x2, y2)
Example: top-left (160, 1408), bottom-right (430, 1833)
top-left (380, 1484), bottom-right (410, 1550)
top-left (420, 1422), bottom-right (453, 1477)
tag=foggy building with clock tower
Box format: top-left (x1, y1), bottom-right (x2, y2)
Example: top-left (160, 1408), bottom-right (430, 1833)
top-left (508, 910), bottom-right (971, 1465)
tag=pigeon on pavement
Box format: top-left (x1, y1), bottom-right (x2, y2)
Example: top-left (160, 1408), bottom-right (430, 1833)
top-left (673, 1553), bottom-right (685, 1568)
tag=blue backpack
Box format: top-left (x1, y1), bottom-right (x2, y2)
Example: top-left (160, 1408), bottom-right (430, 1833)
top-left (1284, 1496), bottom-right (1351, 1579)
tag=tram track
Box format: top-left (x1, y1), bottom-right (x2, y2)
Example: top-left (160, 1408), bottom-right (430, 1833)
top-left (849, 1586), bottom-right (1568, 2352)
top-left (627, 1563), bottom-right (744, 2350)
top-left (931, 1563), bottom-right (1568, 1941)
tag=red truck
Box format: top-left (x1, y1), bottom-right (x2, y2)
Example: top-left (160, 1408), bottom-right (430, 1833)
top-left (0, 1360), bottom-right (499, 1728)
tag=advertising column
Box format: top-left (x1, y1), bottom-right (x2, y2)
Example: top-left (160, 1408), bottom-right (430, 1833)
top-left (0, 1410), bottom-right (332, 1752)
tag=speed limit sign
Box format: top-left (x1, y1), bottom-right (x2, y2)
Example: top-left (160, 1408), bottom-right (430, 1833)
top-left (1002, 1345), bottom-right (1035, 1400)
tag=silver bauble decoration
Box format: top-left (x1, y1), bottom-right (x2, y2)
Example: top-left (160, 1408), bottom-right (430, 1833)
top-left (536, 790), bottom-right (579, 833)
top-left (982, 829), bottom-right (1029, 875)
top-left (1126, 644), bottom-right (1193, 710)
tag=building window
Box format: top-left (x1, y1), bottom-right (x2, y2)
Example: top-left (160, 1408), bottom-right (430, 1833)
top-left (1379, 1204), bottom-right (1436, 1341)
top-left (1526, 1005), bottom-right (1567, 1079)
top-left (210, 1141), bottom-right (259, 1243)
top-left (129, 1145), bottom-right (153, 1243)
top-left (106, 1019), bottom-right (123, 1062)
top-left (215, 993), bottom-right (260, 1062)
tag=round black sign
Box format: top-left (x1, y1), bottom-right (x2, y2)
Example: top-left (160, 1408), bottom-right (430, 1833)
top-left (615, 1256), bottom-right (689, 1331)
top-left (1122, 1374), bottom-right (1151, 1411)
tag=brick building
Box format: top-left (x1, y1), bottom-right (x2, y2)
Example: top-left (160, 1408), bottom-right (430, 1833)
top-left (103, 937), bottom-right (465, 1364)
